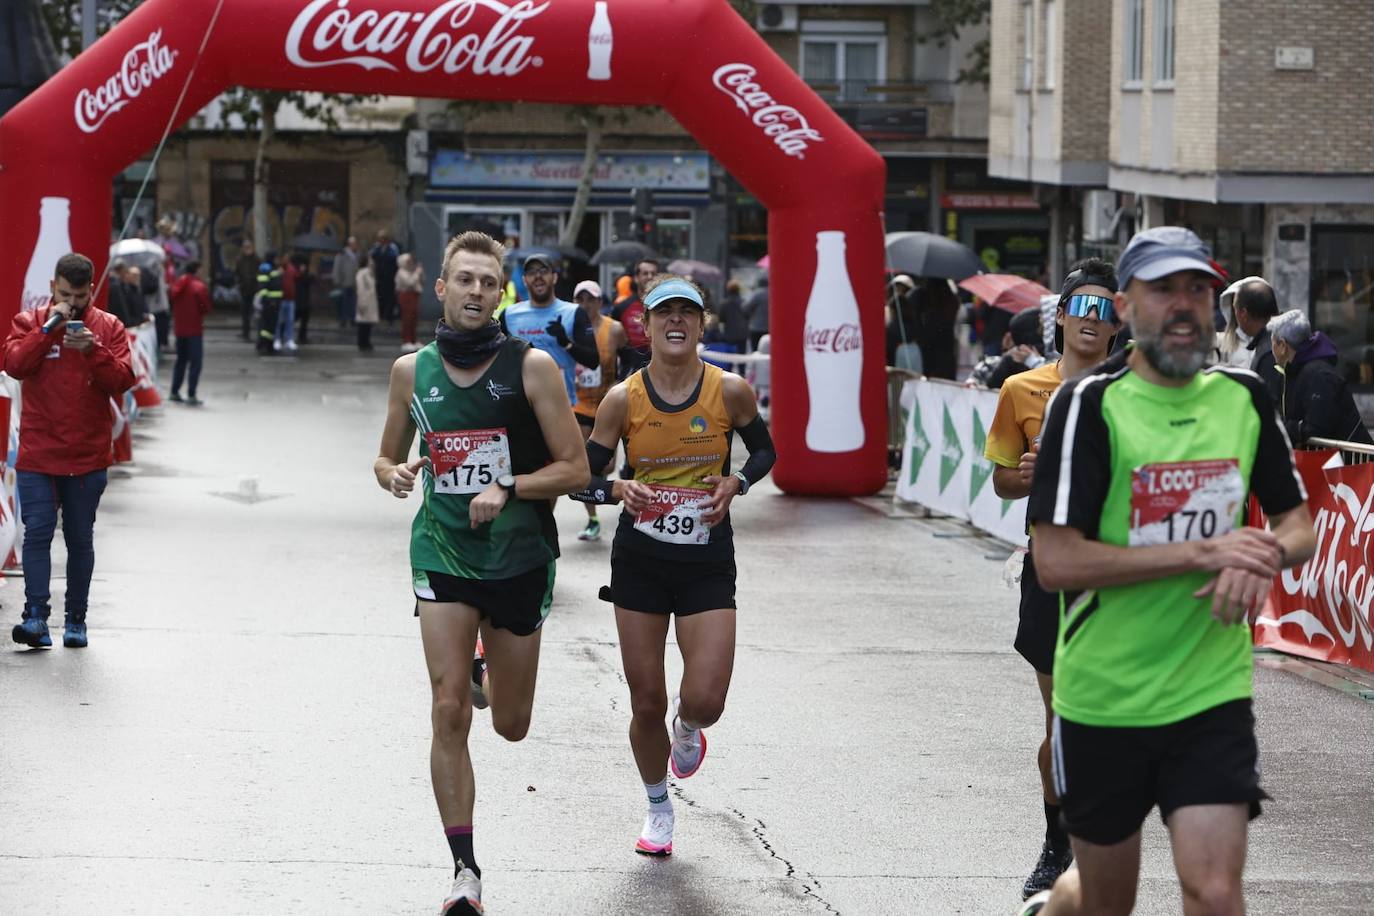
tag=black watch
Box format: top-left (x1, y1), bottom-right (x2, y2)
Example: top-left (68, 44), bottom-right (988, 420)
top-left (497, 474), bottom-right (517, 497)
top-left (732, 471), bottom-right (750, 496)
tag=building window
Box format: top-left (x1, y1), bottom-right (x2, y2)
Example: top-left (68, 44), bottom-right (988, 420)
top-left (802, 31), bottom-right (886, 102)
top-left (1020, 1), bottom-right (1034, 90)
top-left (1311, 225), bottom-right (1374, 387)
top-left (1042, 0), bottom-right (1057, 90)
top-left (1123, 0), bottom-right (1144, 85)
top-left (1154, 0), bottom-right (1175, 84)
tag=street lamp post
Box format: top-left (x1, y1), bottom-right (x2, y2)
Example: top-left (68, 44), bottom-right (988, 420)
top-left (82, 0), bottom-right (98, 49)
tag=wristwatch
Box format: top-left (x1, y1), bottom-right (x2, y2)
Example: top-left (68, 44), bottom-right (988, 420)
top-left (497, 474), bottom-right (517, 497)
top-left (732, 471), bottom-right (750, 496)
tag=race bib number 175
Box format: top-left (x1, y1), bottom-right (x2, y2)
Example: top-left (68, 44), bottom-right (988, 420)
top-left (426, 428), bottom-right (512, 496)
top-left (1129, 459), bottom-right (1244, 546)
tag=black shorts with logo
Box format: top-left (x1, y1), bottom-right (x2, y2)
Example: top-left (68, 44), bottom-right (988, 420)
top-left (412, 564), bottom-right (555, 637)
top-left (1051, 699), bottom-right (1266, 846)
top-left (603, 543), bottom-right (736, 616)
top-left (1015, 547), bottom-right (1062, 676)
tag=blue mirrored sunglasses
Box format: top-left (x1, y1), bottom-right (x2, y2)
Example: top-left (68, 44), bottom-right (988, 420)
top-left (1064, 294), bottom-right (1116, 323)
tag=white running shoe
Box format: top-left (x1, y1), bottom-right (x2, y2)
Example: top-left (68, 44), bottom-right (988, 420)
top-left (635, 810), bottom-right (674, 857)
top-left (669, 696), bottom-right (707, 779)
top-left (439, 867), bottom-right (483, 914)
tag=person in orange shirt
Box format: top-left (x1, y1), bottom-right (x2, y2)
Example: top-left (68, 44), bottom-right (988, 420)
top-left (985, 257), bottom-right (1121, 900)
top-left (570, 279), bottom-right (626, 541)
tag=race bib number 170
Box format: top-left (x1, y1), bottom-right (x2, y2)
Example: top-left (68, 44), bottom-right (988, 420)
top-left (426, 428), bottom-right (512, 496)
top-left (634, 485), bottom-right (712, 545)
top-left (1129, 459), bottom-right (1244, 546)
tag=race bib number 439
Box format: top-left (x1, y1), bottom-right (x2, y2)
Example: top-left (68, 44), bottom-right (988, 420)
top-left (634, 485), bottom-right (712, 545)
top-left (426, 428), bottom-right (512, 496)
top-left (1129, 459), bottom-right (1244, 546)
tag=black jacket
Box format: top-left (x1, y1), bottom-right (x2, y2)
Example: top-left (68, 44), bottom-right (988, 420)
top-left (1248, 327), bottom-right (1282, 406)
top-left (1279, 332), bottom-right (1373, 446)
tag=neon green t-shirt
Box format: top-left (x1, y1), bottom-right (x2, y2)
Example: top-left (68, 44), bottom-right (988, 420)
top-left (1028, 353), bottom-right (1305, 726)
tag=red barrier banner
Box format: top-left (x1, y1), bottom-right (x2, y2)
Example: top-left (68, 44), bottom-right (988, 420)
top-left (1252, 451), bottom-right (1374, 673)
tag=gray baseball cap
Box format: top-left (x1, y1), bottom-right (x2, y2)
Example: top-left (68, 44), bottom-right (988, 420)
top-left (1116, 226), bottom-right (1224, 289)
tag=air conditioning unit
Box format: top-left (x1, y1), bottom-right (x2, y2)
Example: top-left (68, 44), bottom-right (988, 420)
top-left (1081, 190), bottom-right (1118, 243)
top-left (756, 4), bottom-right (798, 32)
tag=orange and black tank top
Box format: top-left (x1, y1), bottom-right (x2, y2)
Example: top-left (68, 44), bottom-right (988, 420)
top-left (573, 317), bottom-right (616, 418)
top-left (614, 363), bottom-right (735, 560)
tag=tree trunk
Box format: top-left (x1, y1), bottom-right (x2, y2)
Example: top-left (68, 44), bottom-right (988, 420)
top-left (251, 94), bottom-right (280, 254)
top-left (560, 110), bottom-right (603, 249)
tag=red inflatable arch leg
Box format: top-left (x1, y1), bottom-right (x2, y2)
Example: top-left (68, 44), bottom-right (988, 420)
top-left (0, 0), bottom-right (888, 496)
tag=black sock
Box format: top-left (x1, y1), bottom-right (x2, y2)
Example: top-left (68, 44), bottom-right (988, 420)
top-left (446, 827), bottom-right (479, 878)
top-left (1044, 801), bottom-right (1069, 849)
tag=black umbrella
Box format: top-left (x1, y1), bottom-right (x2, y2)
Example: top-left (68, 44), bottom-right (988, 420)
top-left (590, 240), bottom-right (660, 266)
top-left (885, 231), bottom-right (984, 281)
top-left (289, 231), bottom-right (344, 252)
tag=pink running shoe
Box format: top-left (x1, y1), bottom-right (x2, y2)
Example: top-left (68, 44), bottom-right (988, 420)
top-left (669, 695), bottom-right (707, 779)
top-left (634, 811), bottom-right (674, 857)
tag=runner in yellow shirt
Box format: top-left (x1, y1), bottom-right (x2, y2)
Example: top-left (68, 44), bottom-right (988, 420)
top-left (985, 257), bottom-right (1121, 900)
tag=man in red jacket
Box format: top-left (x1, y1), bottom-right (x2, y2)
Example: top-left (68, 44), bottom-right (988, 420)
top-left (3, 253), bottom-right (135, 649)
top-left (169, 260), bottom-right (212, 405)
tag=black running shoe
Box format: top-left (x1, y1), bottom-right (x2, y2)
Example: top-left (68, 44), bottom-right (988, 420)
top-left (1022, 838), bottom-right (1073, 899)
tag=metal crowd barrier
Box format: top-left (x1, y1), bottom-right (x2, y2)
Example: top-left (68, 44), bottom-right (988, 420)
top-left (1304, 437), bottom-right (1374, 466)
top-left (886, 367), bottom-right (920, 472)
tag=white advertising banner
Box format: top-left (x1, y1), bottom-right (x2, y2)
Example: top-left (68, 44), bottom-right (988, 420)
top-left (897, 379), bottom-right (1029, 548)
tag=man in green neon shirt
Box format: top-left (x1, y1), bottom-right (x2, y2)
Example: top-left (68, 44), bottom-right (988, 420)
top-left (1021, 227), bottom-right (1317, 916)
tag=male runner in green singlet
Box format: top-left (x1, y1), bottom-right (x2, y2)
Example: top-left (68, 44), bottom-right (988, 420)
top-left (1019, 227), bottom-right (1317, 916)
top-left (375, 231), bottom-right (589, 915)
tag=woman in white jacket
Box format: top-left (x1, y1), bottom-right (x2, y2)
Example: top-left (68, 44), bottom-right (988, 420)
top-left (355, 257), bottom-right (378, 352)
top-left (1214, 275), bottom-right (1263, 368)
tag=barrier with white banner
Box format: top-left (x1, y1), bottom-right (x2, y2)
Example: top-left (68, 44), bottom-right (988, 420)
top-left (896, 378), bottom-right (1028, 547)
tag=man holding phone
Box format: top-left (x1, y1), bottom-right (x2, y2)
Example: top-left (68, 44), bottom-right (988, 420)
top-left (3, 253), bottom-right (135, 648)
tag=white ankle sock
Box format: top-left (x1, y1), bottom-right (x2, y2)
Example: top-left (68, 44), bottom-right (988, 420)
top-left (645, 779), bottom-right (672, 814)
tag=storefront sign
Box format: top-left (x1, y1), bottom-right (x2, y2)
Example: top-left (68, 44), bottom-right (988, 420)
top-left (941, 193), bottom-right (1040, 211)
top-left (429, 150), bottom-right (710, 191)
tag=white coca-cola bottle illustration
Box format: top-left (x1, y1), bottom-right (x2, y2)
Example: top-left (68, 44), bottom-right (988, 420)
top-left (803, 230), bottom-right (865, 452)
top-left (21, 197), bottom-right (72, 312)
top-left (587, 1), bottom-right (612, 80)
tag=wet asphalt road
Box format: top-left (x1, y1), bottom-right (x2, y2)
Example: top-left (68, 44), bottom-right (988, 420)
top-left (2, 324), bottom-right (1372, 915)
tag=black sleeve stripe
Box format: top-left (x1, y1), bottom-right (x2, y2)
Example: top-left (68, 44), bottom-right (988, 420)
top-left (1050, 366), bottom-right (1129, 527)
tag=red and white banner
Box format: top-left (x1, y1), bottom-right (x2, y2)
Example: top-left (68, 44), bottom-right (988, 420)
top-left (1252, 450), bottom-right (1374, 674)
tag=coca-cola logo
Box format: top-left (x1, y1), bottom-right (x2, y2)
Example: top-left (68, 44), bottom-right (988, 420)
top-left (711, 63), bottom-right (825, 160)
top-left (286, 0), bottom-right (548, 75)
top-left (74, 30), bottom-right (178, 134)
top-left (1270, 478), bottom-right (1374, 650)
top-left (804, 323), bottom-right (862, 354)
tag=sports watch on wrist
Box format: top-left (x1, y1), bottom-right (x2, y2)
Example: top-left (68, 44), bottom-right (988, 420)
top-left (497, 474), bottom-right (517, 497)
top-left (732, 471), bottom-right (750, 496)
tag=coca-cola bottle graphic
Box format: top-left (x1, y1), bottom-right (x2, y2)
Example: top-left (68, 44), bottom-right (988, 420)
top-left (587, 1), bottom-right (612, 80)
top-left (21, 197), bottom-right (72, 312)
top-left (803, 230), bottom-right (865, 452)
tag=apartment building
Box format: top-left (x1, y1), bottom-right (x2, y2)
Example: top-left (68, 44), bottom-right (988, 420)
top-left (990, 0), bottom-right (1374, 387)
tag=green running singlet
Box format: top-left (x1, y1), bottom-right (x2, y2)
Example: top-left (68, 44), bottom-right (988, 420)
top-left (1028, 352), bottom-right (1306, 727)
top-left (408, 338), bottom-right (559, 580)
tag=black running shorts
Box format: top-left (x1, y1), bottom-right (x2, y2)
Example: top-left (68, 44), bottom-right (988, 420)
top-left (412, 564), bottom-right (555, 636)
top-left (1051, 699), bottom-right (1266, 846)
top-left (1015, 547), bottom-right (1061, 676)
top-left (605, 543), bottom-right (736, 616)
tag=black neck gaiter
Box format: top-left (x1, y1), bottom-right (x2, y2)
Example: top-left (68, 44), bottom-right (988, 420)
top-left (434, 319), bottom-right (506, 369)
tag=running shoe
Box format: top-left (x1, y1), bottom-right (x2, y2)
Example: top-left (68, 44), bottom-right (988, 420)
top-left (669, 696), bottom-right (707, 779)
top-left (62, 617), bottom-right (88, 649)
top-left (168, 391), bottom-right (184, 403)
top-left (11, 616), bottom-right (51, 648)
top-left (470, 637), bottom-right (489, 711)
top-left (634, 810), bottom-right (674, 857)
top-left (577, 518), bottom-right (601, 541)
top-left (1018, 890), bottom-right (1052, 915)
top-left (439, 867), bottom-right (483, 914)
top-left (1022, 839), bottom-right (1073, 899)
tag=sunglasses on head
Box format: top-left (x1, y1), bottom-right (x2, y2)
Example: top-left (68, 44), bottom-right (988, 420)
top-left (1064, 294), bottom-right (1117, 324)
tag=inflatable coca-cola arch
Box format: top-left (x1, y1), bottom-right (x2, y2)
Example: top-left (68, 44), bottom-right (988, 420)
top-left (0, 0), bottom-right (887, 496)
